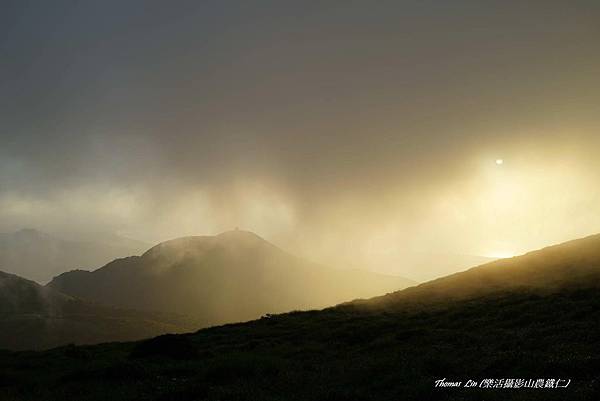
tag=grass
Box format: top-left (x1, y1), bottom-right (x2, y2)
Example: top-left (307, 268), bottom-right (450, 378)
top-left (0, 286), bottom-right (598, 400)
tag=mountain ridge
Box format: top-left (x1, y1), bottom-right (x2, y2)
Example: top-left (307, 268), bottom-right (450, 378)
top-left (2, 233), bottom-right (599, 400)
top-left (0, 269), bottom-right (196, 350)
top-left (0, 228), bottom-right (149, 283)
top-left (48, 230), bottom-right (416, 325)
top-left (344, 233), bottom-right (600, 311)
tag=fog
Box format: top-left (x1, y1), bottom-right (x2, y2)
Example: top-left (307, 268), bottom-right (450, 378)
top-left (1, 1), bottom-right (599, 279)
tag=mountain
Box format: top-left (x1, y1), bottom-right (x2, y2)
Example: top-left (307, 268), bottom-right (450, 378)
top-left (48, 230), bottom-right (415, 325)
top-left (3, 234), bottom-right (599, 400)
top-left (0, 270), bottom-right (195, 350)
top-left (0, 228), bottom-right (149, 283)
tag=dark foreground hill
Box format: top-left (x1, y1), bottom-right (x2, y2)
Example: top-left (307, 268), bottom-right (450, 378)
top-left (48, 230), bottom-right (415, 325)
top-left (1, 235), bottom-right (600, 400)
top-left (0, 271), bottom-right (195, 350)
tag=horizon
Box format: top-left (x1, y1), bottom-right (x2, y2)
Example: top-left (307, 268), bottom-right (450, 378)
top-left (4, 225), bottom-right (600, 284)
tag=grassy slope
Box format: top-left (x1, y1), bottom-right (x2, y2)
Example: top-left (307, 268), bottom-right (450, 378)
top-left (2, 235), bottom-right (600, 400)
top-left (0, 287), bottom-right (598, 401)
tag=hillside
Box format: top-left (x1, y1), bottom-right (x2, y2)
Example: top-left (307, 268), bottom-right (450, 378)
top-left (348, 233), bottom-right (600, 311)
top-left (0, 271), bottom-right (195, 351)
top-left (1, 234), bottom-right (599, 400)
top-left (48, 230), bottom-right (415, 325)
top-left (0, 229), bottom-right (148, 283)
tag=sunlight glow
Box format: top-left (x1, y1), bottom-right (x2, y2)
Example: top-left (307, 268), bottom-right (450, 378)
top-left (485, 251), bottom-right (517, 259)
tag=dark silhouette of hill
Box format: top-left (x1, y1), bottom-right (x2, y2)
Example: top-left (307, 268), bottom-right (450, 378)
top-left (48, 230), bottom-right (415, 325)
top-left (2, 234), bottom-right (599, 400)
top-left (0, 228), bottom-right (148, 283)
top-left (0, 270), bottom-right (195, 350)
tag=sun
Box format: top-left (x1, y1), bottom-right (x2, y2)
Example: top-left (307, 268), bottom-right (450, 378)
top-left (495, 159), bottom-right (504, 165)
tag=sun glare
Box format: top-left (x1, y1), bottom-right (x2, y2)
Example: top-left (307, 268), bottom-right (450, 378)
top-left (495, 159), bottom-right (504, 165)
top-left (486, 251), bottom-right (516, 259)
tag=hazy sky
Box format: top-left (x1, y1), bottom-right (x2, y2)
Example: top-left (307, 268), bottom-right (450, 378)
top-left (1, 1), bottom-right (599, 277)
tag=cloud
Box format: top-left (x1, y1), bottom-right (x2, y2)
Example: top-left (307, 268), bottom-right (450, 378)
top-left (1, 1), bottom-right (599, 276)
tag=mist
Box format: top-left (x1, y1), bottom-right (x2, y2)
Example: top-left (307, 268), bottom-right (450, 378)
top-left (1, 0), bottom-right (599, 278)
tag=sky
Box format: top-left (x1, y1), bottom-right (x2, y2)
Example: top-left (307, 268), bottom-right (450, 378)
top-left (1, 0), bottom-right (599, 279)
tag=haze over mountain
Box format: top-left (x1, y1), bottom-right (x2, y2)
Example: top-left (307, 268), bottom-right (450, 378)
top-left (3, 233), bottom-right (599, 400)
top-left (0, 228), bottom-right (148, 283)
top-left (0, 270), bottom-right (194, 351)
top-left (2, 1), bottom-right (600, 283)
top-left (48, 230), bottom-right (415, 326)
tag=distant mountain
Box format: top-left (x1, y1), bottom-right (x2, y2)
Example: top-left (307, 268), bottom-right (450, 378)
top-left (0, 270), bottom-right (195, 350)
top-left (48, 230), bottom-right (415, 325)
top-left (4, 234), bottom-right (600, 400)
top-left (0, 228), bottom-right (148, 283)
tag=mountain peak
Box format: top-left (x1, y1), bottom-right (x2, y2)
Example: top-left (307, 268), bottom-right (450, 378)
top-left (141, 230), bottom-right (269, 260)
top-left (215, 229), bottom-right (266, 242)
top-left (48, 229), bottom-right (415, 326)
